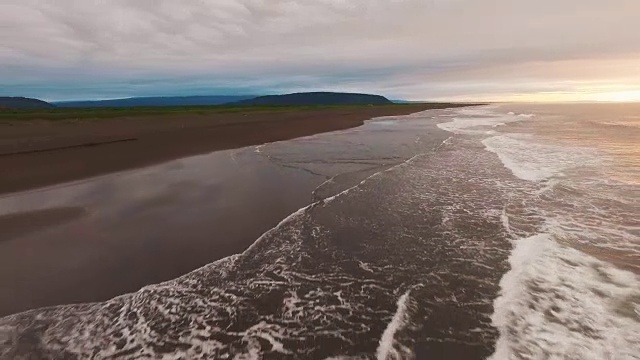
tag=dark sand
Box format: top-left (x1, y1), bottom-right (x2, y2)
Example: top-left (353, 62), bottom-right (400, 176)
top-left (0, 104), bottom-right (451, 195)
top-left (0, 104), bottom-right (462, 316)
top-left (0, 166), bottom-right (317, 316)
top-left (0, 207), bottom-right (87, 242)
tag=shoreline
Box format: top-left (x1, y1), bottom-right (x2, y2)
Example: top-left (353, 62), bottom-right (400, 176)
top-left (0, 104), bottom-right (471, 316)
top-left (0, 105), bottom-right (508, 359)
top-left (0, 104), bottom-right (469, 195)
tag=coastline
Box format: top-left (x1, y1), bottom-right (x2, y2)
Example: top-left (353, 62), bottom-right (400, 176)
top-left (0, 104), bottom-right (510, 358)
top-left (0, 104), bottom-right (467, 195)
top-left (0, 104), bottom-right (472, 316)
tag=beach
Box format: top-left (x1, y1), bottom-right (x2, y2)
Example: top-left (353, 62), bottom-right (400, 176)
top-left (0, 104), bottom-right (463, 317)
top-left (1, 103), bottom-right (637, 359)
top-left (0, 104), bottom-right (459, 195)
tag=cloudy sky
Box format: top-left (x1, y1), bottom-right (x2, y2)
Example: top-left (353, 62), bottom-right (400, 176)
top-left (1, 0), bottom-right (639, 101)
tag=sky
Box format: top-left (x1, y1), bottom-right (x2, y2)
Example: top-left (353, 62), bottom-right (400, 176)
top-left (1, 0), bottom-right (639, 102)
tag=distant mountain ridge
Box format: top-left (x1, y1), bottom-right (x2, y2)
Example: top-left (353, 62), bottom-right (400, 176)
top-left (233, 92), bottom-right (393, 106)
top-left (53, 95), bottom-right (258, 108)
top-left (3, 92), bottom-right (398, 110)
top-left (0, 97), bottom-right (56, 109)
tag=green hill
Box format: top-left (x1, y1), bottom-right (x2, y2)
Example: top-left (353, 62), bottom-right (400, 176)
top-left (0, 97), bottom-right (56, 109)
top-left (53, 95), bottom-right (257, 108)
top-left (233, 92), bottom-right (393, 106)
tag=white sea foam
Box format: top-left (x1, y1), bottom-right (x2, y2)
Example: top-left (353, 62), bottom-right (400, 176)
top-left (439, 106), bottom-right (591, 182)
top-left (376, 290), bottom-right (414, 360)
top-left (283, 290), bottom-right (303, 321)
top-left (436, 115), bottom-right (519, 134)
top-left (456, 105), bottom-right (501, 116)
top-left (147, 149), bottom-right (428, 301)
top-left (490, 233), bottom-right (640, 360)
top-left (322, 153), bottom-right (423, 204)
top-left (243, 206), bottom-right (309, 255)
top-left (254, 144), bottom-right (266, 153)
top-left (482, 135), bottom-right (599, 182)
top-left (485, 106), bottom-right (640, 358)
top-left (437, 106), bottom-right (535, 136)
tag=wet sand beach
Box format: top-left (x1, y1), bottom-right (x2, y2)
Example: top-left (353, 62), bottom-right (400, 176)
top-left (0, 104), bottom-right (463, 316)
top-left (0, 152), bottom-right (321, 316)
top-left (1, 106), bottom-right (512, 359)
top-left (0, 104), bottom-right (460, 195)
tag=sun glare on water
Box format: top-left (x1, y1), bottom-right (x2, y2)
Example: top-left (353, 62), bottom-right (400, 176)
top-left (499, 89), bottom-right (640, 103)
top-left (446, 87), bottom-right (640, 104)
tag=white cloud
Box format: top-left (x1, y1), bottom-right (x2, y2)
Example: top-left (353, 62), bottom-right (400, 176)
top-left (1, 0), bottom-right (639, 100)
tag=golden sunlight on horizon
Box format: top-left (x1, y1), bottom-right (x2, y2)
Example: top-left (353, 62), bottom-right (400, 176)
top-left (592, 90), bottom-right (640, 103)
top-left (511, 89), bottom-right (640, 103)
top-left (438, 88), bottom-right (640, 104)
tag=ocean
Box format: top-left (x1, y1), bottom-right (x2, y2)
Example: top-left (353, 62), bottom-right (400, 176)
top-left (1, 103), bottom-right (638, 359)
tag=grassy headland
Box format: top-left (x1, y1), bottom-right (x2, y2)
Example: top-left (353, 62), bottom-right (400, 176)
top-left (0, 103), bottom-right (470, 122)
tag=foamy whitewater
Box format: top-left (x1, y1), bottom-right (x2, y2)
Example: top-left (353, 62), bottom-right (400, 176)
top-left (1, 104), bottom-right (638, 359)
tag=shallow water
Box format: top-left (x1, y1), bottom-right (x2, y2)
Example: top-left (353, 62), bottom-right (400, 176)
top-left (1, 104), bottom-right (638, 359)
top-left (441, 103), bottom-right (640, 359)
